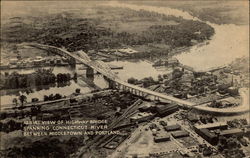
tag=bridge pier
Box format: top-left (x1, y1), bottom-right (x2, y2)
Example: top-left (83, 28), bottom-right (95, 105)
top-left (105, 78), bottom-right (116, 89)
top-left (68, 57), bottom-right (76, 68)
top-left (154, 96), bottom-right (160, 101)
top-left (86, 66), bottom-right (94, 78)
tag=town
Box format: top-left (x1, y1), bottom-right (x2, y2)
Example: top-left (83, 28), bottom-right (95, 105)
top-left (0, 1), bottom-right (249, 158)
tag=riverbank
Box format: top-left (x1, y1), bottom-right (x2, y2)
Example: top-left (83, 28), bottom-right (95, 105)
top-left (124, 1), bottom-right (249, 25)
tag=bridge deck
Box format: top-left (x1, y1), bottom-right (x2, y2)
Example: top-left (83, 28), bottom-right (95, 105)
top-left (27, 43), bottom-right (195, 106)
top-left (115, 80), bottom-right (195, 106)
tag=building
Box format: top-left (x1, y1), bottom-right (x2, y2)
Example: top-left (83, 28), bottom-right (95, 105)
top-left (154, 133), bottom-right (170, 143)
top-left (171, 130), bottom-right (189, 138)
top-left (227, 87), bottom-right (239, 96)
top-left (130, 112), bottom-right (154, 123)
top-left (194, 122), bottom-right (228, 131)
top-left (164, 124), bottom-right (181, 132)
top-left (194, 128), bottom-right (218, 145)
top-left (138, 105), bottom-right (151, 112)
top-left (155, 104), bottom-right (179, 117)
top-left (9, 58), bottom-right (18, 65)
top-left (166, 58), bottom-right (179, 66)
top-left (220, 129), bottom-right (244, 137)
top-left (187, 114), bottom-right (199, 123)
top-left (118, 48), bottom-right (138, 55)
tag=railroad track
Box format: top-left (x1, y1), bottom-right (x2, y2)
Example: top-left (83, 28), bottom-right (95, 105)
top-left (76, 99), bottom-right (142, 157)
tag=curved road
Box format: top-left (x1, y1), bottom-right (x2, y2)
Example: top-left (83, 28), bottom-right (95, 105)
top-left (192, 88), bottom-right (249, 115)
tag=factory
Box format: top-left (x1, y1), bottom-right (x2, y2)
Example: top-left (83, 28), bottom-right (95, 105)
top-left (193, 122), bottom-right (228, 145)
top-left (220, 128), bottom-right (244, 137)
top-left (154, 133), bottom-right (171, 143)
top-left (194, 122), bottom-right (228, 131)
top-left (194, 128), bottom-right (218, 145)
top-left (130, 112), bottom-right (155, 123)
top-left (171, 130), bottom-right (190, 139)
top-left (155, 104), bottom-right (179, 117)
top-left (164, 124), bottom-right (181, 132)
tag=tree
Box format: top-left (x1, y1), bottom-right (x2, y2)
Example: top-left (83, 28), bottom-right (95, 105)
top-left (19, 95), bottom-right (27, 106)
top-left (75, 88), bottom-right (81, 94)
top-left (73, 73), bottom-right (78, 80)
top-left (163, 74), bottom-right (168, 79)
top-left (128, 77), bottom-right (137, 84)
top-left (158, 74), bottom-right (163, 82)
top-left (44, 95), bottom-right (49, 101)
top-left (12, 98), bottom-right (18, 107)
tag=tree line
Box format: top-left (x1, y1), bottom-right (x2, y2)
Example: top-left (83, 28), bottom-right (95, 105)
top-left (1, 69), bottom-right (73, 90)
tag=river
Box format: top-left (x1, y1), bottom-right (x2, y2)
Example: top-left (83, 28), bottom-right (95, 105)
top-left (1, 2), bottom-right (249, 108)
top-left (106, 1), bottom-right (249, 71)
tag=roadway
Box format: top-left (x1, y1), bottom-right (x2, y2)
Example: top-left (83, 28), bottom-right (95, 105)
top-left (25, 43), bottom-right (248, 114)
top-left (26, 43), bottom-right (196, 107)
top-left (193, 88), bottom-right (250, 115)
top-left (115, 80), bottom-right (195, 106)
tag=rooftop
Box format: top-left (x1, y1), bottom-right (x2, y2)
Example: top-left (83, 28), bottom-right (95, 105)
top-left (195, 122), bottom-right (228, 130)
top-left (220, 128), bottom-right (243, 136)
top-left (130, 112), bottom-right (154, 120)
top-left (164, 124), bottom-right (181, 131)
top-left (118, 48), bottom-right (138, 54)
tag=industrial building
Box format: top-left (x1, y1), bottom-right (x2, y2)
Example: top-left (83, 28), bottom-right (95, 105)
top-left (154, 133), bottom-right (171, 143)
top-left (130, 112), bottom-right (154, 123)
top-left (194, 122), bottom-right (228, 131)
top-left (220, 128), bottom-right (244, 137)
top-left (187, 114), bottom-right (199, 123)
top-left (171, 130), bottom-right (189, 138)
top-left (164, 124), bottom-right (181, 132)
top-left (155, 104), bottom-right (179, 117)
top-left (194, 128), bottom-right (218, 145)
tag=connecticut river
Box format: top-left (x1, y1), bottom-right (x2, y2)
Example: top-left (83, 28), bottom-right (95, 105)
top-left (1, 2), bottom-right (249, 107)
top-left (107, 1), bottom-right (249, 71)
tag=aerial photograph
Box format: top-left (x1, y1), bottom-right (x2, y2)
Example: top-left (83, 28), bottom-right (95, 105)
top-left (0, 0), bottom-right (249, 158)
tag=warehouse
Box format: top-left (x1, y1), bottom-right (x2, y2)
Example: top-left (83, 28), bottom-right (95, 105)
top-left (220, 128), bottom-right (244, 137)
top-left (194, 122), bottom-right (228, 130)
top-left (187, 114), bottom-right (199, 123)
top-left (130, 112), bottom-right (154, 123)
top-left (154, 133), bottom-right (171, 143)
top-left (155, 104), bottom-right (179, 117)
top-left (171, 130), bottom-right (189, 138)
top-left (194, 128), bottom-right (218, 145)
top-left (164, 124), bottom-right (181, 132)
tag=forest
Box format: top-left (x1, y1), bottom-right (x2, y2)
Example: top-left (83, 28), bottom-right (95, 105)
top-left (1, 7), bottom-right (214, 55)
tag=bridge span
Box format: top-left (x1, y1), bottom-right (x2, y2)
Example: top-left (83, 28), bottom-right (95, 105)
top-left (26, 43), bottom-right (195, 107)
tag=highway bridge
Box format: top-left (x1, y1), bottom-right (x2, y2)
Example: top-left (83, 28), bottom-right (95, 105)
top-left (26, 43), bottom-right (195, 107)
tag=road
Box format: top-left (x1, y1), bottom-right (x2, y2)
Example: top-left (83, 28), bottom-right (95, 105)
top-left (193, 88), bottom-right (249, 115)
top-left (115, 80), bottom-right (195, 107)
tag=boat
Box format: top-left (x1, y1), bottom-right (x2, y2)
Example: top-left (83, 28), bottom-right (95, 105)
top-left (108, 64), bottom-right (123, 70)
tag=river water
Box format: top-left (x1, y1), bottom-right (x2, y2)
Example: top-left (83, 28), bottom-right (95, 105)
top-left (1, 2), bottom-right (249, 107)
top-left (106, 2), bottom-right (249, 71)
